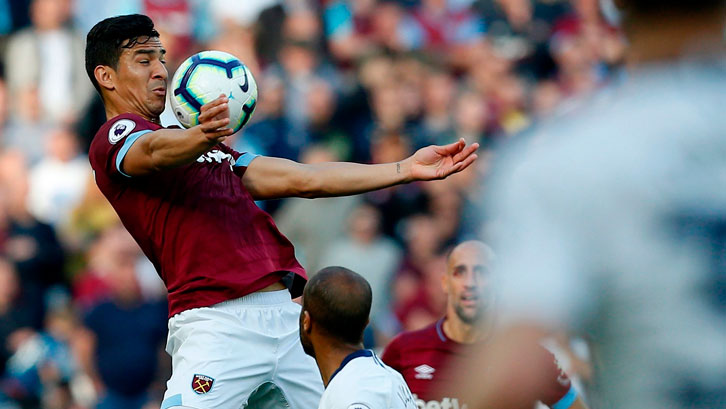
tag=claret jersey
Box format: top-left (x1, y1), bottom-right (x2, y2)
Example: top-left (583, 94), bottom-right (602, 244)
top-left (382, 318), bottom-right (577, 409)
top-left (89, 113), bottom-right (306, 316)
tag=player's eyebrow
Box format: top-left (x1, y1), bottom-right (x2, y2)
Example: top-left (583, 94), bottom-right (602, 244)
top-left (134, 48), bottom-right (167, 56)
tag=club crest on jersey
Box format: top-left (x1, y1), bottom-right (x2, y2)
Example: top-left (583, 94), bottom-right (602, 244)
top-left (191, 374), bottom-right (214, 394)
top-left (347, 404), bottom-right (371, 409)
top-left (414, 364), bottom-right (435, 380)
top-left (108, 119), bottom-right (136, 144)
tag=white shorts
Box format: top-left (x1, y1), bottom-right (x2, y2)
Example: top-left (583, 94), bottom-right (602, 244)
top-left (160, 290), bottom-right (324, 409)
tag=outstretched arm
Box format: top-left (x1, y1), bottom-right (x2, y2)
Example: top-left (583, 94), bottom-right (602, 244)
top-left (121, 96), bottom-right (234, 177)
top-left (241, 139), bottom-right (479, 200)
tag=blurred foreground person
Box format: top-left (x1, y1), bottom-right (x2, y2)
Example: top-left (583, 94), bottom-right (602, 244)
top-left (467, 1), bottom-right (726, 408)
top-left (299, 267), bottom-right (416, 409)
top-left (384, 241), bottom-right (587, 409)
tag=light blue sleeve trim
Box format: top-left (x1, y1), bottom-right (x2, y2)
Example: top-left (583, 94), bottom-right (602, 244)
top-left (160, 394), bottom-right (182, 409)
top-left (234, 152), bottom-right (259, 168)
top-left (552, 385), bottom-right (578, 409)
top-left (116, 129), bottom-right (153, 177)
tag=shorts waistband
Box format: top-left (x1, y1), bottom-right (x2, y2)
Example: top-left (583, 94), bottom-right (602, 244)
top-left (211, 289), bottom-right (292, 308)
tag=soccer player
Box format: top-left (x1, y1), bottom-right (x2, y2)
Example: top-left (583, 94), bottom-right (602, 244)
top-left (299, 266), bottom-right (417, 409)
top-left (84, 14), bottom-right (478, 409)
top-left (383, 241), bottom-right (587, 409)
top-left (462, 1), bottom-right (726, 408)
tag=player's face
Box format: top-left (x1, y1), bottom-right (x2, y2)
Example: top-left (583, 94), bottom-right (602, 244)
top-left (444, 245), bottom-right (491, 325)
top-left (113, 36), bottom-right (168, 117)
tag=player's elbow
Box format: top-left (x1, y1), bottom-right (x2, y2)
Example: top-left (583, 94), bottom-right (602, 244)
top-left (294, 166), bottom-right (325, 198)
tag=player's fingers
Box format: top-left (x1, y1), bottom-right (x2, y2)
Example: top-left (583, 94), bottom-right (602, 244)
top-left (453, 142), bottom-right (479, 163)
top-left (434, 138), bottom-right (465, 156)
top-left (199, 102), bottom-right (229, 123)
top-left (200, 117), bottom-right (230, 132)
top-left (200, 95), bottom-right (229, 113)
top-left (458, 153), bottom-right (478, 171)
top-left (210, 127), bottom-right (235, 139)
top-left (442, 153), bottom-right (478, 178)
top-left (205, 127), bottom-right (234, 142)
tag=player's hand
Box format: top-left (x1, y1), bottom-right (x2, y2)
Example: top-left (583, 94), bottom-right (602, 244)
top-left (198, 94), bottom-right (234, 141)
top-left (409, 138), bottom-right (479, 181)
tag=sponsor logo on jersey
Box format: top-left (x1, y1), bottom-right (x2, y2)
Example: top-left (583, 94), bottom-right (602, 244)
top-left (191, 374), bottom-right (214, 394)
top-left (413, 394), bottom-right (468, 409)
top-left (197, 150), bottom-right (235, 168)
top-left (414, 364), bottom-right (435, 380)
top-left (108, 119), bottom-right (136, 144)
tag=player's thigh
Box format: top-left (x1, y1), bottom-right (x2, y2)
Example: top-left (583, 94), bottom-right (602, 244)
top-left (162, 308), bottom-right (276, 409)
top-left (271, 302), bottom-right (325, 409)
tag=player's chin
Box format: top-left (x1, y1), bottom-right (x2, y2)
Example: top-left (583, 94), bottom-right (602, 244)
top-left (148, 101), bottom-right (166, 116)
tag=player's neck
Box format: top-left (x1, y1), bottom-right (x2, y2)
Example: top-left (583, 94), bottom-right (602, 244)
top-left (624, 10), bottom-right (725, 66)
top-left (316, 341), bottom-right (362, 387)
top-left (443, 315), bottom-right (491, 344)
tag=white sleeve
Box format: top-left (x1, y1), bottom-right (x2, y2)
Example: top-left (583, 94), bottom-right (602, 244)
top-left (487, 147), bottom-right (598, 330)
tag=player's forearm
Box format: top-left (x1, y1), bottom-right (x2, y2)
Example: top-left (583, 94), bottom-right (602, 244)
top-left (302, 158), bottom-right (414, 198)
top-left (145, 127), bottom-right (221, 170)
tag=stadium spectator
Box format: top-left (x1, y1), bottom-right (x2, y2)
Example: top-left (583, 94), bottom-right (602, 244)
top-left (0, 150), bottom-right (66, 328)
top-left (275, 145), bottom-right (361, 274)
top-left (384, 241), bottom-right (588, 409)
top-left (78, 231), bottom-right (167, 409)
top-left (392, 214), bottom-right (447, 330)
top-left (299, 266), bottom-right (417, 409)
top-left (236, 73), bottom-right (292, 159)
top-left (27, 128), bottom-right (90, 229)
top-left (1, 307), bottom-right (82, 409)
top-left (0, 259), bottom-right (40, 377)
top-left (4, 0), bottom-right (92, 124)
top-left (320, 203), bottom-right (402, 336)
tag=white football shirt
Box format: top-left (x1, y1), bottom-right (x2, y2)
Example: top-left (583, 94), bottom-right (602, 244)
top-left (488, 55), bottom-right (726, 409)
top-left (319, 350), bottom-right (417, 409)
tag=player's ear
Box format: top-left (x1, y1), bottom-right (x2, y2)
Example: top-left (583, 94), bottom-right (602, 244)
top-left (302, 310), bottom-right (312, 333)
top-left (441, 271), bottom-right (449, 293)
top-left (94, 65), bottom-right (116, 92)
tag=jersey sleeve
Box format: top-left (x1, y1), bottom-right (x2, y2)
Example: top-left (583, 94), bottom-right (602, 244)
top-left (89, 113), bottom-right (157, 179)
top-left (537, 347), bottom-right (578, 409)
top-left (217, 143), bottom-right (259, 178)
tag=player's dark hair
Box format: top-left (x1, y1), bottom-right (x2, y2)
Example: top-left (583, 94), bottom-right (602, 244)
top-left (303, 267), bottom-right (372, 345)
top-left (85, 14), bottom-right (160, 94)
top-left (627, 0), bottom-right (724, 13)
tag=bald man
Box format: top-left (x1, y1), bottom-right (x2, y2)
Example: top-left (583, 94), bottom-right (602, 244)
top-left (299, 266), bottom-right (416, 409)
top-left (382, 241), bottom-right (587, 409)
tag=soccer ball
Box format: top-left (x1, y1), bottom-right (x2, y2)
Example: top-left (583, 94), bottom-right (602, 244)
top-left (170, 50), bottom-right (258, 133)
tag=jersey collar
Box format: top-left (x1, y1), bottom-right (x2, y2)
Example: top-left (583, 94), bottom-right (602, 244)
top-left (329, 349), bottom-right (373, 383)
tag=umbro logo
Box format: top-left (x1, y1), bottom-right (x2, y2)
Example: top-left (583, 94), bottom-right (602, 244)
top-left (414, 364), bottom-right (435, 380)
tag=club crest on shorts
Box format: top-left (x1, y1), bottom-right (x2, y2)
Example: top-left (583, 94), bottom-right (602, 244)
top-left (191, 374), bottom-right (214, 394)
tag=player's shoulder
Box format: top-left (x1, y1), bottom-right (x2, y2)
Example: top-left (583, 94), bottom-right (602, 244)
top-left (93, 113), bottom-right (161, 146)
top-left (389, 320), bottom-right (443, 349)
top-left (325, 356), bottom-right (395, 408)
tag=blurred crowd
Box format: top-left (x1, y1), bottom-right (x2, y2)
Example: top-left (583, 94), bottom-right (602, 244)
top-left (0, 0), bottom-right (624, 408)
